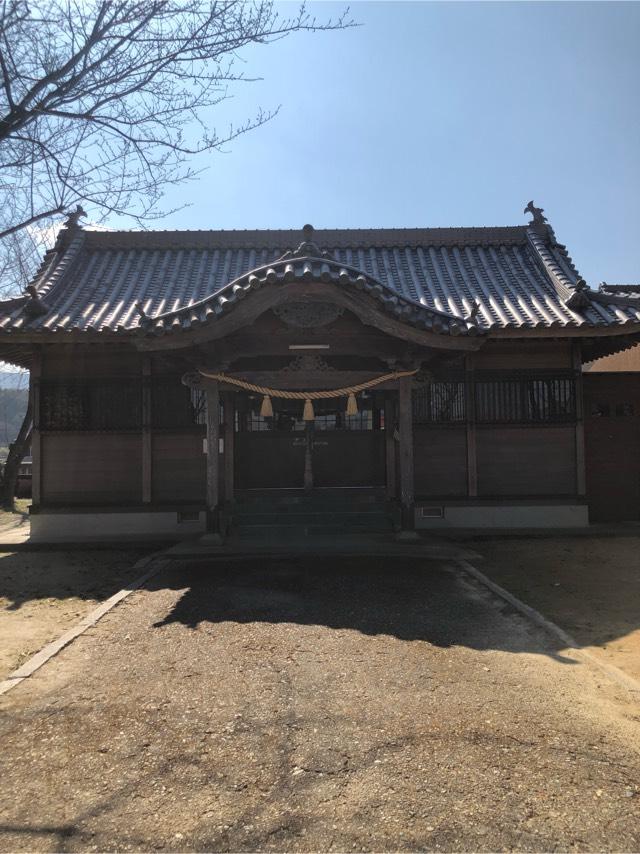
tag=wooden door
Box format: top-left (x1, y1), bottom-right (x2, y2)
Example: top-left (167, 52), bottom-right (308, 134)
top-left (233, 395), bottom-right (386, 490)
top-left (312, 431), bottom-right (385, 487)
top-left (235, 432), bottom-right (305, 489)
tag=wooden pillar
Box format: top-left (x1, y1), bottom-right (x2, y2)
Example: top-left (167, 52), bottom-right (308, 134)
top-left (573, 343), bottom-right (587, 497)
top-left (141, 357), bottom-right (152, 504)
top-left (397, 376), bottom-right (416, 533)
top-left (223, 391), bottom-right (235, 506)
top-left (205, 381), bottom-right (221, 536)
top-left (465, 355), bottom-right (478, 497)
top-left (384, 393), bottom-right (397, 499)
top-left (30, 349), bottom-right (42, 508)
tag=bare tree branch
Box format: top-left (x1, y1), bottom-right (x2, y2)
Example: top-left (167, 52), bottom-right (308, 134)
top-left (0, 0), bottom-right (354, 296)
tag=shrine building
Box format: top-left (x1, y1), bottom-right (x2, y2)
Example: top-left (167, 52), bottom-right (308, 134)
top-left (0, 204), bottom-right (639, 542)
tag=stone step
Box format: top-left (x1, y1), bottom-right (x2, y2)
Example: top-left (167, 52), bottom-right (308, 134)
top-left (235, 520), bottom-right (393, 538)
top-left (236, 488), bottom-right (385, 497)
top-left (234, 495), bottom-right (388, 512)
top-left (234, 510), bottom-right (390, 526)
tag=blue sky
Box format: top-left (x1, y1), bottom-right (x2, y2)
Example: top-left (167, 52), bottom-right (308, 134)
top-left (110, 1), bottom-right (640, 286)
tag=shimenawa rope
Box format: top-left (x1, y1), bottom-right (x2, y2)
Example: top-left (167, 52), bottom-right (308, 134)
top-left (198, 368), bottom-right (418, 421)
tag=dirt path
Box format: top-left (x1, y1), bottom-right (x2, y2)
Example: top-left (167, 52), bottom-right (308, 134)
top-left (0, 549), bottom-right (149, 678)
top-left (471, 536), bottom-right (640, 681)
top-left (0, 557), bottom-right (638, 852)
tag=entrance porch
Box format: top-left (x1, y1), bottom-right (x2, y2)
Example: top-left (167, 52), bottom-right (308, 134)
top-left (194, 375), bottom-right (418, 542)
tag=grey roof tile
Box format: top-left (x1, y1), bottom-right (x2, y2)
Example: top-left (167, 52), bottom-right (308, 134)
top-left (0, 223), bottom-right (638, 339)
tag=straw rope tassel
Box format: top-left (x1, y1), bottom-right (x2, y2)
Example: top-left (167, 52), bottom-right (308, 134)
top-left (260, 395), bottom-right (273, 418)
top-left (197, 368), bottom-right (420, 403)
top-left (303, 398), bottom-right (315, 421)
top-left (346, 393), bottom-right (358, 416)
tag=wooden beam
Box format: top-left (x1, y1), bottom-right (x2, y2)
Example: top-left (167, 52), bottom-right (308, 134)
top-left (397, 376), bottom-right (415, 531)
top-left (141, 357), bottom-right (152, 503)
top-left (573, 342), bottom-right (587, 496)
top-left (31, 348), bottom-right (42, 507)
top-left (205, 381), bottom-right (221, 533)
top-left (223, 391), bottom-right (235, 506)
top-left (213, 370), bottom-right (403, 391)
top-left (384, 394), bottom-right (396, 499)
top-left (465, 355), bottom-right (478, 497)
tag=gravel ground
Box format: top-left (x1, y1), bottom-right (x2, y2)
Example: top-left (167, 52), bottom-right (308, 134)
top-left (0, 549), bottom-right (148, 678)
top-left (0, 556), bottom-right (639, 852)
top-left (471, 536), bottom-right (640, 681)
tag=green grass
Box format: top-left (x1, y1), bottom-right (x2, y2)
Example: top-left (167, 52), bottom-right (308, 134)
top-left (0, 498), bottom-right (30, 522)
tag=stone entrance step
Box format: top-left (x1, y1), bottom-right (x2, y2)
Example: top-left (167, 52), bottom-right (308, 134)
top-left (232, 488), bottom-right (395, 536)
top-left (235, 522), bottom-right (393, 538)
top-left (235, 488), bottom-right (387, 510)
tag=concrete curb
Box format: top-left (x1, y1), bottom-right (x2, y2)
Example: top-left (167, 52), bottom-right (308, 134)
top-left (0, 553), bottom-right (168, 698)
top-left (456, 558), bottom-right (640, 697)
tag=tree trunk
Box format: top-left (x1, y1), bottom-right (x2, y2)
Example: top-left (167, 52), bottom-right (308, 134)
top-left (0, 395), bottom-right (32, 510)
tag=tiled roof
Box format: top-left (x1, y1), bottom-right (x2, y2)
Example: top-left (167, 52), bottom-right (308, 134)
top-left (1, 219), bottom-right (639, 339)
top-left (599, 284), bottom-right (640, 298)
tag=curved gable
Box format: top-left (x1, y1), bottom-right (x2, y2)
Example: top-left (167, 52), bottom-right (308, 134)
top-left (137, 254), bottom-right (480, 340)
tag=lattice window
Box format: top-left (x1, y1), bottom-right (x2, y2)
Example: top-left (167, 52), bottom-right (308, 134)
top-left (475, 375), bottom-right (576, 424)
top-left (151, 381), bottom-right (206, 429)
top-left (39, 381), bottom-right (142, 430)
top-left (412, 382), bottom-right (466, 423)
top-left (238, 396), bottom-right (377, 432)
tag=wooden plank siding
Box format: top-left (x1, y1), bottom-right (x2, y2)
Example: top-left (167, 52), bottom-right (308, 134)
top-left (42, 434), bottom-right (142, 504)
top-left (151, 433), bottom-right (206, 503)
top-left (42, 349), bottom-right (143, 378)
top-left (34, 339), bottom-right (585, 509)
top-left (474, 341), bottom-right (573, 371)
top-left (476, 426), bottom-right (577, 496)
top-left (414, 426), bottom-right (468, 497)
top-left (583, 373), bottom-right (640, 522)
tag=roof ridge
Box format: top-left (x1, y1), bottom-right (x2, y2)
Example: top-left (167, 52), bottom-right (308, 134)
top-left (80, 225), bottom-right (528, 251)
top-left (525, 226), bottom-right (578, 299)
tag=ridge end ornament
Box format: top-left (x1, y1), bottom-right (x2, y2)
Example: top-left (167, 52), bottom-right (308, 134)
top-left (277, 223), bottom-right (333, 261)
top-left (524, 200), bottom-right (547, 227)
top-left (64, 204), bottom-right (87, 229)
top-left (524, 199), bottom-right (557, 245)
top-left (565, 277), bottom-right (592, 312)
top-left (22, 284), bottom-right (49, 318)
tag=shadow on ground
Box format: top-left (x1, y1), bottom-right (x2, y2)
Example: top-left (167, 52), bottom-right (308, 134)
top-left (0, 549), bottom-right (153, 611)
top-left (149, 557), bottom-right (579, 661)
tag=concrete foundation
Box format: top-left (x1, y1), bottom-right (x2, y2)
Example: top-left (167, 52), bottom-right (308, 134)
top-left (29, 502), bottom-right (589, 543)
top-left (29, 511), bottom-right (206, 542)
top-left (415, 503), bottom-right (589, 529)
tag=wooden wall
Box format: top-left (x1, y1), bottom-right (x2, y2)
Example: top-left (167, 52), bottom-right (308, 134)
top-left (414, 426), bottom-right (467, 496)
top-left (476, 427), bottom-right (576, 496)
top-left (41, 432), bottom-right (206, 505)
top-left (474, 341), bottom-right (573, 370)
top-left (583, 373), bottom-right (640, 521)
top-left (42, 434), bottom-right (142, 504)
top-left (37, 346), bottom-right (207, 506)
top-left (35, 339), bottom-right (583, 507)
top-left (152, 433), bottom-right (206, 502)
top-left (413, 340), bottom-right (579, 499)
top-left (42, 348), bottom-right (143, 377)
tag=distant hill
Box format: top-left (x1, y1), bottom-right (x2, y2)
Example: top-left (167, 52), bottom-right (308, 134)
top-left (0, 387), bottom-right (29, 458)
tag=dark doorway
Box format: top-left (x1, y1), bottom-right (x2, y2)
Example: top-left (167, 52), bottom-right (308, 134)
top-left (234, 394), bottom-right (386, 490)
